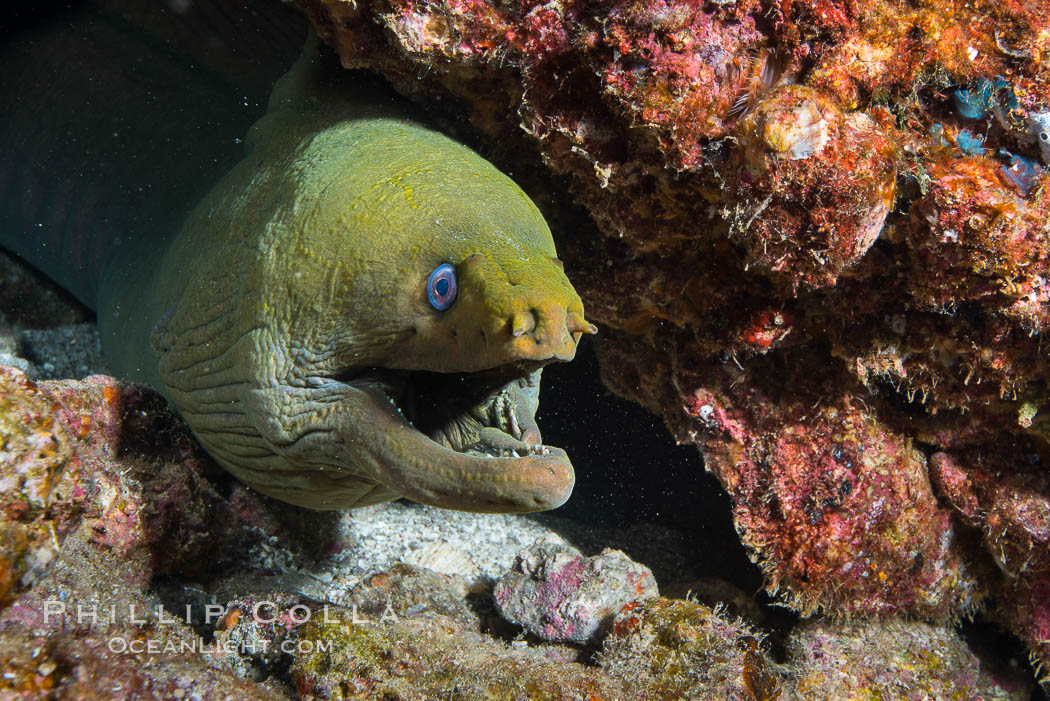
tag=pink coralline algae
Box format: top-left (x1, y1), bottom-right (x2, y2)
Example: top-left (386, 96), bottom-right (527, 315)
top-left (289, 0), bottom-right (1050, 678)
top-left (0, 366), bottom-right (241, 593)
top-left (906, 159), bottom-right (1050, 329)
top-left (586, 0), bottom-right (766, 170)
top-left (0, 364), bottom-right (319, 699)
top-left (929, 446), bottom-right (1050, 677)
top-left (494, 537), bottom-right (658, 644)
top-left (675, 357), bottom-right (984, 618)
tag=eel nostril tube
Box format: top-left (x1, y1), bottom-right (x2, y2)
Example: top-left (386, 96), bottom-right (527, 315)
top-left (511, 310), bottom-right (537, 337)
top-left (567, 312), bottom-right (598, 336)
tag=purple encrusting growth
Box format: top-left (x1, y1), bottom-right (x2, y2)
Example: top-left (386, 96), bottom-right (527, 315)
top-left (0, 366), bottom-right (235, 599)
top-left (674, 360), bottom-right (984, 619)
top-left (493, 538), bottom-right (658, 644)
top-left (930, 446), bottom-right (1050, 679)
top-left (0, 365), bottom-right (324, 697)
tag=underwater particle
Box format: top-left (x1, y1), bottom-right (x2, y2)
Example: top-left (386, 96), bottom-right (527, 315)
top-left (786, 617), bottom-right (1032, 699)
top-left (727, 85), bottom-right (898, 290)
top-left (598, 597), bottom-right (782, 699)
top-left (493, 537), bottom-right (658, 645)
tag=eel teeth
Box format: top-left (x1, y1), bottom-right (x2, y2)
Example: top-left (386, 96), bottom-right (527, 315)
top-left (505, 393), bottom-right (521, 439)
top-left (385, 392), bottom-right (414, 427)
top-left (471, 443), bottom-right (551, 459)
top-left (489, 389), bottom-right (523, 440)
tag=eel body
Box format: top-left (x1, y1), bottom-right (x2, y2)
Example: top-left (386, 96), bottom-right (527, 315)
top-left (2, 12), bottom-right (595, 513)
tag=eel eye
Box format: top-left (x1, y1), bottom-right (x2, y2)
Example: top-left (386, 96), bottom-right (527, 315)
top-left (427, 263), bottom-right (457, 311)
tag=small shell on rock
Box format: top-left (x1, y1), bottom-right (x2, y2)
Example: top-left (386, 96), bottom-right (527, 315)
top-left (760, 99), bottom-right (830, 161)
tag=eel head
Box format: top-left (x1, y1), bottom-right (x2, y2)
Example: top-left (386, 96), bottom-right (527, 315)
top-left (155, 116), bottom-right (596, 514)
top-left (310, 225), bottom-right (598, 513)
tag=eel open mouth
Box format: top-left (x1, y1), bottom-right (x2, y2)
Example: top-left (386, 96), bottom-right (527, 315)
top-left (335, 361), bottom-right (574, 513)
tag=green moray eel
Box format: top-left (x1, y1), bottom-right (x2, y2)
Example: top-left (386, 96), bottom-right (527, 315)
top-left (5, 30), bottom-right (596, 513)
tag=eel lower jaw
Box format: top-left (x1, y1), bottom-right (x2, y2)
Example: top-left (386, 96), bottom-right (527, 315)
top-left (340, 365), bottom-right (574, 513)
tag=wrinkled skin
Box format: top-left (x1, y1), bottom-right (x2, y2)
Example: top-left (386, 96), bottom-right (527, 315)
top-left (99, 42), bottom-right (595, 513)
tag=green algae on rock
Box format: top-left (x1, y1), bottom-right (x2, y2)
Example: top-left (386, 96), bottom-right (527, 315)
top-left (785, 618), bottom-right (1032, 700)
top-left (291, 595), bottom-right (781, 699)
top-left (291, 606), bottom-right (627, 699)
top-left (598, 597), bottom-right (782, 700)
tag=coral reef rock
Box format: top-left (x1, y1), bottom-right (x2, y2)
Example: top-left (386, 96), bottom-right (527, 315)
top-left (0, 365), bottom-right (237, 600)
top-left (291, 604), bottom-right (627, 699)
top-left (598, 597), bottom-right (782, 699)
top-left (1, 358), bottom-right (1042, 697)
top-left (785, 618), bottom-right (1032, 699)
top-left (291, 0), bottom-right (1050, 676)
top-left (0, 363), bottom-right (334, 697)
top-left (494, 536), bottom-right (658, 644)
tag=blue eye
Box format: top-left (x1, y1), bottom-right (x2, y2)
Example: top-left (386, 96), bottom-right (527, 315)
top-left (426, 263), bottom-right (457, 311)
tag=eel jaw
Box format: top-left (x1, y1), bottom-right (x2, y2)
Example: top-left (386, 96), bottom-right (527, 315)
top-left (339, 363), bottom-right (574, 513)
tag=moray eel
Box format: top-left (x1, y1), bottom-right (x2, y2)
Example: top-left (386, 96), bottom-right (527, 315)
top-left (7, 31), bottom-right (595, 513)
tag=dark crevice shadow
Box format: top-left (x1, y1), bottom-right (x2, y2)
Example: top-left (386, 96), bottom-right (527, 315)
top-left (528, 339), bottom-right (762, 592)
